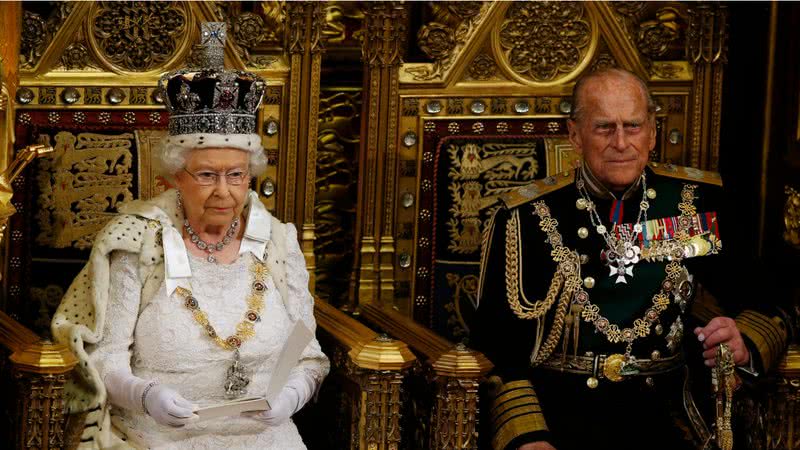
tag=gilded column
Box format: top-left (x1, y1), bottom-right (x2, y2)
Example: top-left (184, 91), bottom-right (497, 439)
top-left (348, 334), bottom-right (416, 450)
top-left (686, 4), bottom-right (728, 171)
top-left (352, 3), bottom-right (407, 306)
top-left (430, 344), bottom-right (493, 450)
top-left (0, 2), bottom-right (20, 173)
top-left (284, 2), bottom-right (325, 291)
top-left (4, 312), bottom-right (78, 450)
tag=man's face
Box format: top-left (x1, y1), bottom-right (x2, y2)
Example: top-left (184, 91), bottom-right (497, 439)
top-left (567, 75), bottom-right (656, 191)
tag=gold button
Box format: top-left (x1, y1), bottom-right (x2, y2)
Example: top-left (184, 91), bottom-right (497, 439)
top-left (578, 227), bottom-right (589, 239)
top-left (586, 377), bottom-right (599, 389)
top-left (645, 377), bottom-right (655, 387)
top-left (646, 188), bottom-right (657, 199)
top-left (576, 198), bottom-right (588, 210)
top-left (583, 277), bottom-right (595, 289)
top-left (651, 350), bottom-right (661, 360)
top-left (655, 324), bottom-right (663, 335)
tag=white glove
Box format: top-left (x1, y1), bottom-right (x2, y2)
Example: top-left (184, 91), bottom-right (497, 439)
top-left (242, 371), bottom-right (317, 426)
top-left (104, 370), bottom-right (198, 427)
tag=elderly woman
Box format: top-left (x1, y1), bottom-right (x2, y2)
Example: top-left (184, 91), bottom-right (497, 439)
top-left (52, 24), bottom-right (328, 449)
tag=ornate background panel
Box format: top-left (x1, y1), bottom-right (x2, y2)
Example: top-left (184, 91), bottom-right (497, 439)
top-left (491, 2), bottom-right (599, 86)
top-left (8, 109), bottom-right (168, 336)
top-left (413, 118), bottom-right (569, 339)
top-left (87, 1), bottom-right (192, 74)
top-left (315, 89), bottom-right (361, 310)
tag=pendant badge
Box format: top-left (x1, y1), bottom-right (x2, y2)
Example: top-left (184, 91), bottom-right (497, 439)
top-left (605, 238), bottom-right (641, 284)
top-left (224, 349), bottom-right (251, 399)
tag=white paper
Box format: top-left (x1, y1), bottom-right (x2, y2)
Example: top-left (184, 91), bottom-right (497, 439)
top-left (193, 320), bottom-right (314, 421)
top-left (196, 396), bottom-right (270, 421)
top-left (266, 320), bottom-right (313, 405)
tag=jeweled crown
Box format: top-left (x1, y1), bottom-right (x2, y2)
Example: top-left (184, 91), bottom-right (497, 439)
top-left (158, 23), bottom-right (266, 136)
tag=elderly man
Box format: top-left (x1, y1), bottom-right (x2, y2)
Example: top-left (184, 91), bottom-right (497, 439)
top-left (471, 68), bottom-right (788, 450)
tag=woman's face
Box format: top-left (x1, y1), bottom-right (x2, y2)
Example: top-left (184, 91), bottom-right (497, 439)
top-left (173, 148), bottom-right (251, 229)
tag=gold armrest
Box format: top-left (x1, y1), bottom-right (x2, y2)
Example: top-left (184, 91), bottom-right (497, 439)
top-left (1, 310), bottom-right (78, 449)
top-left (313, 299), bottom-right (416, 450)
top-left (359, 303), bottom-right (493, 449)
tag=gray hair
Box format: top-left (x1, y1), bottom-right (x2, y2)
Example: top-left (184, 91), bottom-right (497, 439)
top-left (570, 68), bottom-right (656, 122)
top-left (155, 141), bottom-right (268, 180)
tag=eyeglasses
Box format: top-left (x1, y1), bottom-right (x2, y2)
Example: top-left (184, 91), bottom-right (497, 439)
top-left (183, 168), bottom-right (249, 186)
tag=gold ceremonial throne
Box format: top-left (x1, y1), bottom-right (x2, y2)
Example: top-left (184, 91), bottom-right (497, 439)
top-left (0, 2), bottom-right (798, 449)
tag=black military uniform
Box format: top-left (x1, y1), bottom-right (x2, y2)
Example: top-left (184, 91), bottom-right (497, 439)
top-left (471, 163), bottom-right (788, 450)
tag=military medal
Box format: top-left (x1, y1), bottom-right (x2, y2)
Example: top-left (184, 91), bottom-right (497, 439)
top-left (576, 170), bottom-right (651, 283)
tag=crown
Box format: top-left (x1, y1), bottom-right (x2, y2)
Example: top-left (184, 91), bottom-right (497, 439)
top-left (158, 23), bottom-right (266, 137)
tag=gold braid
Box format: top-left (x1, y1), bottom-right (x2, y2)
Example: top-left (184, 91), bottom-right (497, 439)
top-left (531, 265), bottom-right (580, 366)
top-left (505, 209), bottom-right (563, 319)
top-left (502, 202), bottom-right (582, 366)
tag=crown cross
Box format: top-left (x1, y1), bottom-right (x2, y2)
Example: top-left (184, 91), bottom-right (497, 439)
top-left (200, 22), bottom-right (226, 70)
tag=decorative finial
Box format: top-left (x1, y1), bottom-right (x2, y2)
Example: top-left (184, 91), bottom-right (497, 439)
top-left (200, 22), bottom-right (226, 70)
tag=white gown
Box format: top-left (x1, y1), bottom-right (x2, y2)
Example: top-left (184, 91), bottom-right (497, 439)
top-left (91, 237), bottom-right (328, 449)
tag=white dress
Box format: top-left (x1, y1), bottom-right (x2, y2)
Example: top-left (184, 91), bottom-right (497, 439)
top-left (91, 231), bottom-right (329, 449)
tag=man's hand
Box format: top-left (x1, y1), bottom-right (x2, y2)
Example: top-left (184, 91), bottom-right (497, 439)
top-left (694, 317), bottom-right (749, 367)
top-left (519, 442), bottom-right (556, 450)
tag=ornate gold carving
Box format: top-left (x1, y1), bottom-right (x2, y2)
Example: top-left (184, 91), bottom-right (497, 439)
top-left (609, 1), bottom-right (646, 44)
top-left (785, 186), bottom-right (800, 248)
top-left (233, 13), bottom-right (268, 50)
top-left (431, 375), bottom-right (480, 449)
top-left (20, 4), bottom-right (75, 69)
top-left (445, 142), bottom-right (540, 254)
top-left (286, 1), bottom-right (325, 55)
top-left (651, 61), bottom-right (688, 80)
top-left (35, 131), bottom-right (134, 249)
top-left (405, 2), bottom-right (488, 81)
top-left (496, 2), bottom-right (593, 84)
top-left (638, 7), bottom-right (681, 59)
top-left (418, 23), bottom-right (456, 61)
top-left (687, 4), bottom-right (727, 64)
top-left (612, 1), bottom-right (647, 18)
top-left (322, 2), bottom-right (365, 44)
top-left (590, 52), bottom-right (618, 72)
top-left (60, 42), bottom-right (90, 70)
top-left (316, 91), bottom-right (360, 308)
top-left (467, 53), bottom-right (497, 81)
top-left (686, 4), bottom-right (727, 169)
top-left (89, 1), bottom-right (189, 72)
top-left (14, 372), bottom-right (69, 449)
top-left (363, 2), bottom-right (408, 67)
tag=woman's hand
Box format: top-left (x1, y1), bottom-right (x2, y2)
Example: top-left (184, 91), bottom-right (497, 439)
top-left (519, 442), bottom-right (556, 450)
top-left (143, 384), bottom-right (198, 427)
top-left (241, 385), bottom-right (299, 426)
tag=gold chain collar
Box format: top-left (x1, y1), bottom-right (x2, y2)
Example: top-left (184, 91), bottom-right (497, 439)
top-left (508, 183), bottom-right (700, 367)
top-left (174, 258), bottom-right (269, 351)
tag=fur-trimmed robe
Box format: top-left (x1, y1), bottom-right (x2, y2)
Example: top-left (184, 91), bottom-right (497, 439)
top-left (52, 190), bottom-right (299, 449)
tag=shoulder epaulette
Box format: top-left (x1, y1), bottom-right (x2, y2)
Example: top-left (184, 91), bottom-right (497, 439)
top-left (500, 170), bottom-right (576, 209)
top-left (649, 162), bottom-right (722, 187)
